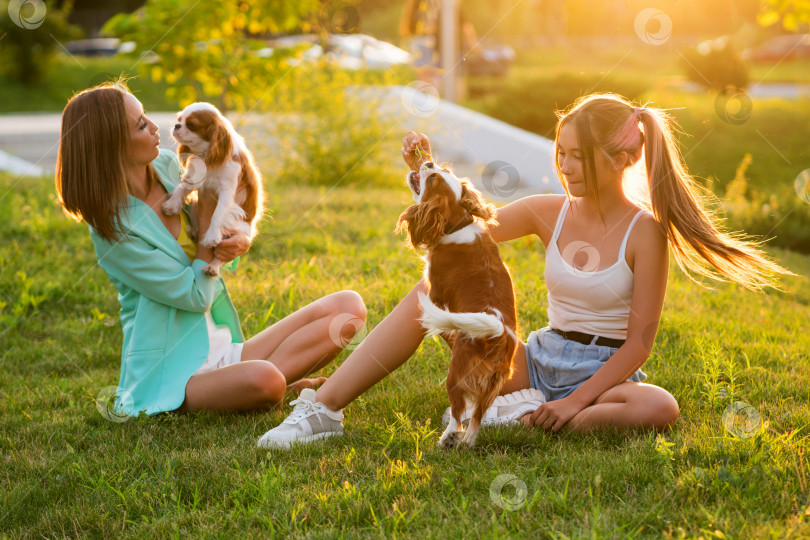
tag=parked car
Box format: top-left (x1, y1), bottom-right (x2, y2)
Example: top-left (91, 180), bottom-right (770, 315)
top-left (256, 34), bottom-right (411, 70)
top-left (65, 38), bottom-right (135, 56)
top-left (465, 44), bottom-right (515, 77)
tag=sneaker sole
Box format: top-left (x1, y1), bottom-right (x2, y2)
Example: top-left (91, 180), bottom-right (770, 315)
top-left (257, 429), bottom-right (344, 449)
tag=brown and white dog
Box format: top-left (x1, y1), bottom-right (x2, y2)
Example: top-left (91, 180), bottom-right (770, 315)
top-left (397, 161), bottom-right (518, 448)
top-left (162, 102), bottom-right (263, 277)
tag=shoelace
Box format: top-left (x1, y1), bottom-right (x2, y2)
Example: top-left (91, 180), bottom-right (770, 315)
top-left (283, 397), bottom-right (318, 425)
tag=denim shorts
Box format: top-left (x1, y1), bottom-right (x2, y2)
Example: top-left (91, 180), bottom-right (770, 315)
top-left (525, 327), bottom-right (647, 402)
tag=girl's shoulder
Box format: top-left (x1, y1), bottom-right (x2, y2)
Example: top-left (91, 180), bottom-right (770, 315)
top-left (626, 208), bottom-right (668, 256)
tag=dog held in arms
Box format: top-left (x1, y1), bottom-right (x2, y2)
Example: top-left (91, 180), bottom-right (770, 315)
top-left (397, 161), bottom-right (519, 448)
top-left (162, 102), bottom-right (263, 277)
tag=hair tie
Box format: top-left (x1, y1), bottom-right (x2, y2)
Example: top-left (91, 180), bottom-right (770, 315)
top-left (633, 107), bottom-right (643, 119)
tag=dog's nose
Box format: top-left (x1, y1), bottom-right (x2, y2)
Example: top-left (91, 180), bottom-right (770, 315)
top-left (174, 123), bottom-right (182, 130)
top-left (424, 161), bottom-right (434, 169)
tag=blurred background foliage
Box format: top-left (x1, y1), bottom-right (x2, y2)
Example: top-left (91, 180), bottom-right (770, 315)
top-left (0, 0), bottom-right (808, 249)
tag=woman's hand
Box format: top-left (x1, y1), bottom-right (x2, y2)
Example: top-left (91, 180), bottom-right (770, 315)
top-left (521, 395), bottom-right (585, 433)
top-left (401, 131), bottom-right (432, 171)
top-left (213, 229), bottom-right (251, 263)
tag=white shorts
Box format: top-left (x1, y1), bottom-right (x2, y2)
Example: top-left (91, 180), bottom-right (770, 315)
top-left (192, 312), bottom-right (244, 376)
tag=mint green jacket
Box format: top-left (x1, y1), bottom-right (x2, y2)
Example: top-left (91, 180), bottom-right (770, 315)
top-left (90, 149), bottom-right (244, 416)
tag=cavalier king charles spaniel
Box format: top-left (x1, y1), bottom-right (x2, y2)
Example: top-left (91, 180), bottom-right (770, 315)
top-left (397, 162), bottom-right (518, 448)
top-left (162, 102), bottom-right (263, 277)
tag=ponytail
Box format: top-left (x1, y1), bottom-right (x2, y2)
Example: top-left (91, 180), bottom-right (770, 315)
top-left (639, 108), bottom-right (788, 290)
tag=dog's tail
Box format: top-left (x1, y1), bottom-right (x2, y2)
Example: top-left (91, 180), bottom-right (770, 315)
top-left (418, 292), bottom-right (508, 340)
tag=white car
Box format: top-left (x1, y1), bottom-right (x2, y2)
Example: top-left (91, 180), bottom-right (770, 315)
top-left (256, 34), bottom-right (411, 70)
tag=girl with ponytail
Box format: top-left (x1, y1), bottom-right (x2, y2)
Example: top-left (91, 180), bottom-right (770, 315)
top-left (259, 93), bottom-right (791, 448)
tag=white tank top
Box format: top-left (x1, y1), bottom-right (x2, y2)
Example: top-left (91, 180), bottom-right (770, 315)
top-left (545, 199), bottom-right (646, 340)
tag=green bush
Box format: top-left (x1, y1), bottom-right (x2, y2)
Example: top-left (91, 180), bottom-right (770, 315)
top-left (717, 153), bottom-right (810, 253)
top-left (679, 37), bottom-right (750, 91)
top-left (259, 62), bottom-right (411, 189)
top-left (0, 0), bottom-right (82, 85)
top-left (262, 61), bottom-right (409, 187)
top-left (465, 72), bottom-right (650, 136)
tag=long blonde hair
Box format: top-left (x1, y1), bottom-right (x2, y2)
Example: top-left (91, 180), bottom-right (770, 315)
top-left (554, 93), bottom-right (789, 291)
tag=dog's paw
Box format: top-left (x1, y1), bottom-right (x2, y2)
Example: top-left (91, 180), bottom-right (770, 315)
top-left (202, 264), bottom-right (220, 278)
top-left (200, 229), bottom-right (222, 247)
top-left (438, 426), bottom-right (463, 449)
top-left (161, 200), bottom-right (181, 216)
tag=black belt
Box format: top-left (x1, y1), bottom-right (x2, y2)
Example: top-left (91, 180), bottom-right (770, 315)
top-left (550, 328), bottom-right (625, 348)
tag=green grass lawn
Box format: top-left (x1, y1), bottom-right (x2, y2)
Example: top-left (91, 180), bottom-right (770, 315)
top-left (1, 170), bottom-right (809, 537)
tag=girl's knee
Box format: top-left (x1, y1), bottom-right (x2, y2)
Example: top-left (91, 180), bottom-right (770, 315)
top-left (329, 290), bottom-right (367, 322)
top-left (651, 392), bottom-right (679, 430)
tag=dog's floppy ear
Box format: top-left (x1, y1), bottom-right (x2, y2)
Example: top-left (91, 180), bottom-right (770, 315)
top-left (205, 120), bottom-right (232, 167)
top-left (460, 182), bottom-right (497, 222)
top-left (396, 195), bottom-right (449, 250)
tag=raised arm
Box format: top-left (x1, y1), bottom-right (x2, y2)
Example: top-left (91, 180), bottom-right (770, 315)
top-left (400, 131), bottom-right (566, 246)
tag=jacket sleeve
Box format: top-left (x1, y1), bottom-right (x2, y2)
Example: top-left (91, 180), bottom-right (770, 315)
top-left (92, 230), bottom-right (224, 313)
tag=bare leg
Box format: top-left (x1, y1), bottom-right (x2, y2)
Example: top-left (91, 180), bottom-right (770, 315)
top-left (242, 290), bottom-right (367, 383)
top-left (181, 360), bottom-right (287, 411)
top-left (519, 382), bottom-right (679, 433)
top-left (181, 290), bottom-right (366, 412)
top-left (316, 281), bottom-right (429, 411)
top-left (498, 341), bottom-right (531, 395)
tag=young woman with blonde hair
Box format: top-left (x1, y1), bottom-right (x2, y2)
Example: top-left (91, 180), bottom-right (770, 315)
top-left (56, 81), bottom-right (366, 417)
top-left (259, 92), bottom-right (788, 447)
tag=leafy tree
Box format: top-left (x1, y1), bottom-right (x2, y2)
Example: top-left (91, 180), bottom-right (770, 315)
top-left (0, 0), bottom-right (82, 84)
top-left (102, 0), bottom-right (320, 111)
top-left (757, 0), bottom-right (810, 31)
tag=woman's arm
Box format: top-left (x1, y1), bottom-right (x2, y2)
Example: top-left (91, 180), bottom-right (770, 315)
top-left (489, 194), bottom-right (565, 245)
top-left (92, 232), bottom-right (224, 313)
top-left (525, 214), bottom-right (670, 431)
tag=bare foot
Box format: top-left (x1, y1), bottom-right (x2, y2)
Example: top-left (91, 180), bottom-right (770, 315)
top-left (285, 377), bottom-right (327, 396)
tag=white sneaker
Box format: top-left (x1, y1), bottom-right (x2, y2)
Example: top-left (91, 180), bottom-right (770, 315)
top-left (257, 388), bottom-right (344, 449)
top-left (441, 388), bottom-right (547, 427)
